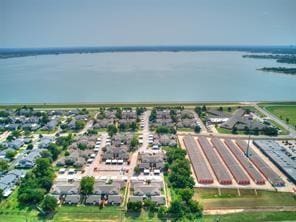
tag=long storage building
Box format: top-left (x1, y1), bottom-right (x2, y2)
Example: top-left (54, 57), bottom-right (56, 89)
top-left (236, 140), bottom-right (285, 187)
top-left (211, 138), bottom-right (250, 185)
top-left (197, 136), bottom-right (232, 185)
top-left (224, 139), bottom-right (265, 185)
top-left (253, 140), bottom-right (296, 184)
top-left (183, 136), bottom-right (214, 184)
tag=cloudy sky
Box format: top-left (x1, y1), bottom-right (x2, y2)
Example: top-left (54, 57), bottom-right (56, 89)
top-left (0, 0), bottom-right (295, 48)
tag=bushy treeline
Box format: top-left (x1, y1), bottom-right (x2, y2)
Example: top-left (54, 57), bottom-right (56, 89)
top-left (164, 147), bottom-right (203, 221)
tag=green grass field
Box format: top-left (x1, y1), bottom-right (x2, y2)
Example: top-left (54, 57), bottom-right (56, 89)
top-left (202, 211), bottom-right (296, 222)
top-left (194, 188), bottom-right (296, 210)
top-left (264, 105), bottom-right (296, 127)
top-left (0, 190), bottom-right (40, 222)
top-left (51, 205), bottom-right (123, 222)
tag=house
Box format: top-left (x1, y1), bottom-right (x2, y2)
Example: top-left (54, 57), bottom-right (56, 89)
top-left (17, 149), bottom-right (43, 168)
top-left (129, 196), bottom-right (143, 202)
top-left (39, 137), bottom-right (54, 148)
top-left (138, 152), bottom-right (165, 171)
top-left (42, 118), bottom-right (59, 131)
top-left (151, 196), bottom-right (166, 205)
top-left (64, 195), bottom-right (81, 204)
top-left (93, 184), bottom-right (120, 195)
top-left (108, 195), bottom-right (122, 205)
top-left (133, 185), bottom-right (161, 196)
top-left (0, 173), bottom-right (18, 197)
top-left (51, 181), bottom-right (80, 195)
top-left (7, 169), bottom-right (26, 179)
top-left (4, 138), bottom-right (24, 149)
top-left (129, 179), bottom-right (165, 204)
top-left (85, 195), bottom-right (101, 205)
top-left (102, 145), bottom-right (129, 162)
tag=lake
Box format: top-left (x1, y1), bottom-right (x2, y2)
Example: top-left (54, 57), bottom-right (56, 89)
top-left (0, 51), bottom-right (295, 103)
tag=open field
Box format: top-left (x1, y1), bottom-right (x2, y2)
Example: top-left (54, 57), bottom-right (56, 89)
top-left (194, 188), bottom-right (296, 210)
top-left (202, 211), bottom-right (296, 222)
top-left (0, 190), bottom-right (39, 222)
top-left (263, 104), bottom-right (296, 127)
top-left (51, 206), bottom-right (123, 222)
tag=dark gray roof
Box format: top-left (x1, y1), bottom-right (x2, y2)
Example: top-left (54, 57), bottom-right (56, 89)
top-left (85, 195), bottom-right (101, 204)
top-left (64, 195), bottom-right (80, 204)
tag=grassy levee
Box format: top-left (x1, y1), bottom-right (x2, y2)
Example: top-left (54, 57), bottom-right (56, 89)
top-left (0, 102), bottom-right (240, 110)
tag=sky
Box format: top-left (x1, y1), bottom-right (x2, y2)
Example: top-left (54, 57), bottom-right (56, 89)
top-left (0, 0), bottom-right (295, 48)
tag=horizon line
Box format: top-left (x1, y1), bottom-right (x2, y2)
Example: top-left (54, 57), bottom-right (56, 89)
top-left (1, 44), bottom-right (296, 50)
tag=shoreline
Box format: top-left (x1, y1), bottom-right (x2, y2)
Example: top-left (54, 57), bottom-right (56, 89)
top-left (0, 101), bottom-right (295, 109)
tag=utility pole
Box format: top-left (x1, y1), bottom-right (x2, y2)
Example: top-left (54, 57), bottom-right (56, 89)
top-left (246, 121), bottom-right (252, 158)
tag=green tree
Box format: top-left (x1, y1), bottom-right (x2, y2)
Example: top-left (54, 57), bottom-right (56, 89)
top-left (27, 144), bottom-right (34, 150)
top-left (47, 143), bottom-right (60, 160)
top-left (0, 188), bottom-right (3, 201)
top-left (168, 200), bottom-right (184, 219)
top-left (178, 188), bottom-right (194, 203)
top-left (194, 125), bottom-right (201, 133)
top-left (75, 120), bottom-right (86, 130)
top-left (5, 150), bottom-right (16, 160)
top-left (130, 135), bottom-right (139, 151)
top-left (134, 166), bottom-right (141, 175)
top-left (80, 176), bottom-right (95, 195)
top-left (127, 201), bottom-right (142, 212)
top-left (232, 126), bottom-right (238, 134)
top-left (107, 124), bottom-right (117, 137)
top-left (130, 122), bottom-right (137, 131)
top-left (41, 195), bottom-right (58, 214)
top-left (0, 159), bottom-right (8, 172)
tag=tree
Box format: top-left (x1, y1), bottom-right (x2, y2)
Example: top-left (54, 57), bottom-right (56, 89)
top-left (18, 188), bottom-right (46, 205)
top-left (33, 158), bottom-right (54, 178)
top-left (134, 166), bottom-right (141, 175)
top-left (286, 118), bottom-right (290, 124)
top-left (47, 143), bottom-right (60, 160)
top-left (218, 106), bottom-right (223, 111)
top-left (130, 135), bottom-right (139, 151)
top-left (201, 105), bottom-right (207, 112)
top-left (165, 147), bottom-right (186, 164)
top-left (194, 106), bottom-right (202, 116)
top-left (231, 126), bottom-right (238, 134)
top-left (157, 206), bottom-right (168, 218)
top-left (107, 125), bottom-right (117, 137)
top-left (178, 188), bottom-right (194, 203)
top-left (168, 200), bottom-right (184, 219)
top-left (5, 150), bottom-right (16, 160)
top-left (80, 176), bottom-right (95, 195)
top-left (127, 201), bottom-right (142, 212)
top-left (0, 189), bottom-right (3, 201)
top-left (75, 120), bottom-right (86, 130)
top-left (27, 144), bottom-right (33, 150)
top-left (0, 159), bottom-right (8, 172)
top-left (263, 127), bottom-right (278, 136)
top-left (130, 122), bottom-right (137, 131)
top-left (194, 125), bottom-right (201, 133)
top-left (41, 195), bottom-right (58, 214)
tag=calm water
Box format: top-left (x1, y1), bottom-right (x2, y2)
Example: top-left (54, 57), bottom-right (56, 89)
top-left (0, 51), bottom-right (295, 103)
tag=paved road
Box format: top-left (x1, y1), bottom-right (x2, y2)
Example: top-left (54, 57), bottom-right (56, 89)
top-left (255, 104), bottom-right (296, 138)
top-left (128, 110), bottom-right (151, 178)
top-left (193, 111), bottom-right (207, 133)
top-left (84, 132), bottom-right (107, 176)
